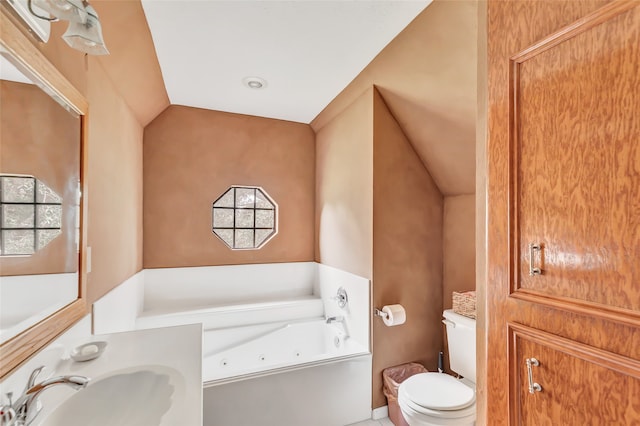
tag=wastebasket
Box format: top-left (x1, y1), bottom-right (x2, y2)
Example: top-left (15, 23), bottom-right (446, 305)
top-left (382, 362), bottom-right (428, 426)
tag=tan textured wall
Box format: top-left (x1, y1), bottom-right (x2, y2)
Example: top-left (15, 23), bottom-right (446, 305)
top-left (85, 62), bottom-right (144, 303)
top-left (0, 81), bottom-right (80, 276)
top-left (93, 0), bottom-right (169, 126)
top-left (143, 106), bottom-right (315, 268)
top-left (443, 194), bottom-right (476, 310)
top-left (312, 0), bottom-right (477, 196)
top-left (4, 0), bottom-right (159, 303)
top-left (315, 87), bottom-right (445, 408)
top-left (372, 89), bottom-right (444, 408)
top-left (315, 88), bottom-right (374, 279)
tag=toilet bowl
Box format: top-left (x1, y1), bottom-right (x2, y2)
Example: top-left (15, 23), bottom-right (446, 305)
top-left (398, 373), bottom-right (475, 426)
top-left (398, 310), bottom-right (476, 426)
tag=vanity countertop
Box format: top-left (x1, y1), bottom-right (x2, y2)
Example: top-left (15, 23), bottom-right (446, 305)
top-left (34, 323), bottom-right (203, 426)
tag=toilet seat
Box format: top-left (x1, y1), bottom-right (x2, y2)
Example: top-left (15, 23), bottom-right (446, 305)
top-left (398, 373), bottom-right (476, 421)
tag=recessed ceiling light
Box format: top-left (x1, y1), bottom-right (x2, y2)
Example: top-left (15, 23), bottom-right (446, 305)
top-left (243, 76), bottom-right (267, 90)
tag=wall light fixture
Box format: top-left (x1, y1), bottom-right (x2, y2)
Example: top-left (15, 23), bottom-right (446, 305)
top-left (27, 0), bottom-right (109, 55)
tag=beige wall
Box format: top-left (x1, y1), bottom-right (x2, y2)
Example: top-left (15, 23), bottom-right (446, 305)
top-left (443, 194), bottom-right (476, 310)
top-left (315, 86), bottom-right (445, 408)
top-left (143, 105), bottom-right (315, 268)
top-left (312, 1), bottom-right (480, 408)
top-left (85, 61), bottom-right (144, 303)
top-left (312, 0), bottom-right (478, 196)
top-left (0, 81), bottom-right (80, 276)
top-left (315, 88), bottom-right (374, 279)
top-left (372, 89), bottom-right (444, 408)
top-left (4, 0), bottom-right (163, 304)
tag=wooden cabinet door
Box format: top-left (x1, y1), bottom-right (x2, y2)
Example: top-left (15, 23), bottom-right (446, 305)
top-left (486, 1), bottom-right (640, 424)
top-left (512, 0), bottom-right (640, 317)
top-left (509, 323), bottom-right (640, 425)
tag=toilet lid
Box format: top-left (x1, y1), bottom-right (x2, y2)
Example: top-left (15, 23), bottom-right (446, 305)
top-left (400, 373), bottom-right (475, 411)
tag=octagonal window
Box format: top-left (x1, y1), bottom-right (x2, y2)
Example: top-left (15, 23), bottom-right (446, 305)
top-left (0, 174), bottom-right (62, 256)
top-left (212, 186), bottom-right (277, 249)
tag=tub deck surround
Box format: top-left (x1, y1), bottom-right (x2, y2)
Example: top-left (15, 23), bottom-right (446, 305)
top-left (135, 262), bottom-right (371, 384)
top-left (0, 322), bottom-right (202, 426)
top-left (92, 261), bottom-right (373, 424)
top-left (136, 296), bottom-right (324, 332)
top-left (142, 262), bottom-right (318, 312)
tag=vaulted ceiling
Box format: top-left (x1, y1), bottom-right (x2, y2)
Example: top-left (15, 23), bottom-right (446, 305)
top-left (312, 1), bottom-right (478, 195)
top-left (140, 0), bottom-right (431, 124)
top-left (89, 0), bottom-right (477, 196)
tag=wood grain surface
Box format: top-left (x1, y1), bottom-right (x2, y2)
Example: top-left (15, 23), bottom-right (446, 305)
top-left (510, 323), bottom-right (640, 425)
top-left (511, 1), bottom-right (640, 313)
top-left (0, 9), bottom-right (88, 379)
top-left (485, 1), bottom-right (640, 424)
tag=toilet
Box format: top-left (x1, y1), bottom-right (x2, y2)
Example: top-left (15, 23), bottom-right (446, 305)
top-left (398, 309), bottom-right (476, 426)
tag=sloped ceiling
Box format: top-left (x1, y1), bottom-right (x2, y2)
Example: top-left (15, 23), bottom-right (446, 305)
top-left (92, 0), bottom-right (169, 126)
top-left (312, 0), bottom-right (478, 196)
top-left (89, 0), bottom-right (476, 195)
top-left (141, 0), bottom-right (431, 124)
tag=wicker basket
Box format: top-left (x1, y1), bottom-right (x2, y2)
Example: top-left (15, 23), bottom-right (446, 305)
top-left (452, 291), bottom-right (476, 319)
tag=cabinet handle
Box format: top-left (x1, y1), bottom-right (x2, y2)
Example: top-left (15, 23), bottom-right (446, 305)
top-left (528, 243), bottom-right (542, 276)
top-left (526, 357), bottom-right (542, 394)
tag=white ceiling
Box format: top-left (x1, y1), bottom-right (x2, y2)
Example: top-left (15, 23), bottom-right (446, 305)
top-left (141, 0), bottom-right (431, 124)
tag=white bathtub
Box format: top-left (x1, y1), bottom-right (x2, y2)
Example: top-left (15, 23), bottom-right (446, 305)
top-left (93, 262), bottom-right (373, 425)
top-left (203, 319), bottom-right (368, 385)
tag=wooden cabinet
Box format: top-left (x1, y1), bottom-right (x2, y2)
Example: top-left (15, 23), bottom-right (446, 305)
top-left (512, 1), bottom-right (640, 316)
top-left (486, 1), bottom-right (640, 424)
top-left (509, 323), bottom-right (640, 425)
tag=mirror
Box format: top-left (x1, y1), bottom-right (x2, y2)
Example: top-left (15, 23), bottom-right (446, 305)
top-left (0, 10), bottom-right (88, 378)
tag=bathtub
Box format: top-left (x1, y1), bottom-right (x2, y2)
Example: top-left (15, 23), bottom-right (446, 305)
top-left (203, 319), bottom-right (368, 385)
top-left (93, 262), bottom-right (373, 425)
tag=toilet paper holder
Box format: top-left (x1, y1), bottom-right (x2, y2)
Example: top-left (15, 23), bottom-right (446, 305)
top-left (374, 308), bottom-right (389, 320)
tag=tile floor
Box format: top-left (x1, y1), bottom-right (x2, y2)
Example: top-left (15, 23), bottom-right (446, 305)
top-left (348, 417), bottom-right (395, 426)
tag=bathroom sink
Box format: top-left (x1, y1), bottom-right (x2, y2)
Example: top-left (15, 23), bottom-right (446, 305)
top-left (41, 366), bottom-right (184, 426)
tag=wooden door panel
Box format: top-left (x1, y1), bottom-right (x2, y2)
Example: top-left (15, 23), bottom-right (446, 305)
top-left (510, 2), bottom-right (640, 313)
top-left (509, 323), bottom-right (640, 425)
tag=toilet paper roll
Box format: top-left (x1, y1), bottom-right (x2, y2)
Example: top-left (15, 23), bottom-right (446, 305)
top-left (382, 304), bottom-right (406, 326)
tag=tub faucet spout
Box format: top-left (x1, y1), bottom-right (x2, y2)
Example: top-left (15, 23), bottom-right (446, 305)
top-left (326, 316), bottom-right (344, 324)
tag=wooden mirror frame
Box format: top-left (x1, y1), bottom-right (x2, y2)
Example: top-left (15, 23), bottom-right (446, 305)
top-left (0, 9), bottom-right (88, 379)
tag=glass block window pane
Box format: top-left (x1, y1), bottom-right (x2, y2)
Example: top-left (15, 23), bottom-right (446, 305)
top-left (2, 230), bottom-right (35, 255)
top-left (37, 229), bottom-right (62, 251)
top-left (36, 180), bottom-right (63, 203)
top-left (235, 187), bottom-right (255, 208)
top-left (235, 209), bottom-right (254, 228)
top-left (255, 190), bottom-right (274, 209)
top-left (213, 208), bottom-right (234, 228)
top-left (215, 229), bottom-right (234, 248)
top-left (212, 186), bottom-right (277, 250)
top-left (213, 190), bottom-right (234, 208)
top-left (255, 229), bottom-right (272, 247)
top-left (2, 205), bottom-right (35, 228)
top-left (234, 229), bottom-right (254, 249)
top-left (36, 204), bottom-right (62, 228)
top-left (1, 176), bottom-right (35, 203)
top-left (255, 209), bottom-right (274, 228)
top-left (0, 174), bottom-right (63, 256)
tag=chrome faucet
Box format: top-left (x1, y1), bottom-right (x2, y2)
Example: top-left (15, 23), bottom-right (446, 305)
top-left (326, 316), bottom-right (344, 324)
top-left (0, 366), bottom-right (89, 426)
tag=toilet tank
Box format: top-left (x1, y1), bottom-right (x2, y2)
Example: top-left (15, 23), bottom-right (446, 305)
top-left (443, 309), bottom-right (476, 383)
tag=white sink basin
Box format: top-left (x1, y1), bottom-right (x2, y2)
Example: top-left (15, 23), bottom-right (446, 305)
top-left (42, 366), bottom-right (184, 426)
